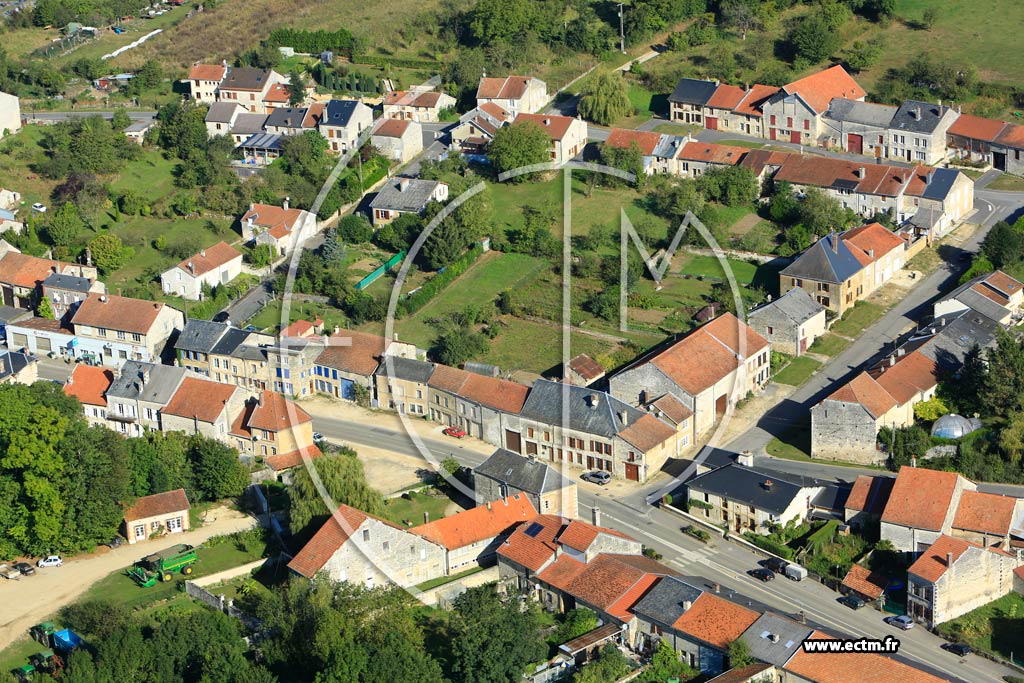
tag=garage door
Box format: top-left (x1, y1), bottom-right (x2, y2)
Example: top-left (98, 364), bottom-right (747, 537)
top-left (715, 394), bottom-right (728, 415)
top-left (706, 117), bottom-right (718, 131)
top-left (625, 463), bottom-right (640, 481)
top-left (848, 133), bottom-right (863, 155)
top-left (790, 130), bottom-right (801, 144)
top-left (505, 430), bottom-right (522, 454)
top-left (36, 336), bottom-right (51, 353)
top-left (10, 333), bottom-right (27, 349)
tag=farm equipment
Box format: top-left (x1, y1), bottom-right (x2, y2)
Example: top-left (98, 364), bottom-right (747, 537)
top-left (28, 650), bottom-right (62, 676)
top-left (53, 628), bottom-right (83, 654)
top-left (128, 544), bottom-right (197, 586)
top-left (29, 622), bottom-right (55, 648)
top-left (12, 664), bottom-right (35, 683)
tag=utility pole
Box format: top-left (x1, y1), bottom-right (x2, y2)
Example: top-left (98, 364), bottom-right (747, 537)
top-left (618, 3), bottom-right (626, 54)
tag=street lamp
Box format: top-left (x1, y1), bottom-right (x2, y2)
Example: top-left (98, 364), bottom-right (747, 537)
top-left (618, 3), bottom-right (625, 54)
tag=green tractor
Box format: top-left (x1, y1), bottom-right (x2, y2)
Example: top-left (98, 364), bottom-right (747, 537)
top-left (11, 664), bottom-right (35, 683)
top-left (29, 622), bottom-right (55, 648)
top-left (28, 650), bottom-right (62, 676)
top-left (128, 544), bottom-right (198, 586)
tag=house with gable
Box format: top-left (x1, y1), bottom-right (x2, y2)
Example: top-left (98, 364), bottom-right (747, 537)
top-left (0, 248), bottom-right (99, 310)
top-left (42, 271), bottom-right (104, 320)
top-left (374, 356), bottom-right (434, 416)
top-left (319, 99), bottom-right (373, 154)
top-left (240, 200), bottom-right (318, 257)
top-left (123, 489), bottom-right (191, 544)
top-left (160, 376), bottom-right (246, 440)
top-left (674, 139), bottom-right (747, 178)
top-left (762, 65), bottom-right (866, 144)
top-left (668, 78), bottom-right (719, 126)
top-left (604, 128), bottom-right (682, 176)
top-left (205, 101), bottom-right (243, 137)
top-left (514, 114), bottom-right (587, 166)
top-left (843, 474), bottom-right (895, 529)
top-left (229, 390), bottom-right (321, 473)
top-left (746, 288), bottom-right (827, 357)
top-left (933, 270), bottom-right (1024, 325)
top-left (821, 98), bottom-right (897, 157)
top-left (160, 241), bottom-right (242, 300)
top-left (779, 229), bottom-right (891, 315)
top-left (886, 100), bottom-right (958, 164)
top-left (947, 112), bottom-right (1008, 166)
top-left (449, 103), bottom-right (512, 154)
top-left (381, 90), bottom-right (456, 123)
top-left (369, 177), bottom-right (449, 225)
top-left (105, 361), bottom-right (188, 436)
top-left (186, 62), bottom-right (226, 103)
top-left (427, 364), bottom-right (530, 443)
top-left (879, 466), bottom-right (976, 554)
top-left (216, 66), bottom-right (285, 114)
top-left (473, 447), bottom-right (578, 518)
top-left (69, 294), bottom-right (184, 368)
top-left (371, 118), bottom-right (423, 164)
top-left (565, 353), bottom-right (605, 388)
top-left (64, 364), bottom-right (113, 425)
top-left (476, 75), bottom-right (547, 115)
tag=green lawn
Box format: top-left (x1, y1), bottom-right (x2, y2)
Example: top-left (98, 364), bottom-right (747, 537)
top-left (0, 637), bottom-right (45, 679)
top-left (416, 565), bottom-right (486, 592)
top-left (675, 253), bottom-right (761, 285)
top-left (246, 298), bottom-right (348, 333)
top-left (809, 333), bottom-right (850, 356)
top-left (480, 317), bottom-right (617, 375)
top-left (767, 428), bottom-right (812, 461)
top-left (109, 152), bottom-right (181, 205)
top-left (380, 490), bottom-right (457, 527)
top-left (937, 592), bottom-right (1024, 664)
top-left (830, 302), bottom-right (886, 338)
top-left (988, 174), bottom-right (1024, 192)
top-left (773, 355), bottom-right (822, 386)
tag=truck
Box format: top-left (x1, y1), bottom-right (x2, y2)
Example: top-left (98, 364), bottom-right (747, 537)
top-left (128, 544), bottom-right (197, 586)
top-left (0, 564), bottom-right (21, 580)
top-left (784, 563), bottom-right (808, 581)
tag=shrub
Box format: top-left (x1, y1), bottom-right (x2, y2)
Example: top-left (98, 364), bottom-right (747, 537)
top-left (399, 247), bottom-right (483, 316)
top-left (742, 532), bottom-right (795, 560)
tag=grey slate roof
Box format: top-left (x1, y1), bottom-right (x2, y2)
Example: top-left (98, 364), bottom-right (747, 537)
top-left (921, 167), bottom-right (961, 201)
top-left (175, 319), bottom-right (229, 354)
top-left (220, 67), bottom-right (271, 91)
top-left (123, 120), bottom-right (152, 134)
top-left (107, 361), bottom-right (187, 405)
top-left (0, 350), bottom-right (32, 381)
top-left (519, 379), bottom-right (644, 438)
top-left (779, 233), bottom-right (864, 285)
top-left (266, 106), bottom-right (307, 130)
top-left (653, 134), bottom-right (685, 160)
top-left (917, 308), bottom-right (1000, 369)
top-left (370, 178), bottom-right (443, 214)
top-left (668, 78), bottom-right (718, 105)
top-left (811, 484), bottom-right (849, 512)
top-left (889, 100), bottom-right (950, 134)
top-left (210, 327), bottom-right (254, 355)
top-left (740, 613), bottom-right (813, 666)
top-left (953, 288), bottom-right (1010, 323)
top-left (232, 113), bottom-right (268, 136)
top-left (748, 288), bottom-right (825, 325)
top-left (474, 448), bottom-right (574, 495)
top-left (206, 102), bottom-right (240, 123)
top-left (376, 356), bottom-right (435, 383)
top-left (630, 576), bottom-right (703, 627)
top-left (0, 306), bottom-right (31, 326)
top-left (685, 464), bottom-right (809, 516)
top-left (322, 99), bottom-right (361, 127)
top-left (823, 98), bottom-right (896, 128)
top-left (43, 273), bottom-right (92, 293)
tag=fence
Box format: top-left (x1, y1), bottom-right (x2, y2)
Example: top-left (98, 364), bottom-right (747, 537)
top-left (355, 251), bottom-right (406, 290)
top-left (185, 579), bottom-right (262, 632)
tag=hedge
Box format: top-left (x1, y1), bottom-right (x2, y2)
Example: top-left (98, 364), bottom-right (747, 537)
top-left (742, 533), bottom-right (795, 560)
top-left (269, 28), bottom-right (355, 56)
top-left (351, 54), bottom-right (443, 70)
top-left (398, 247), bottom-right (483, 316)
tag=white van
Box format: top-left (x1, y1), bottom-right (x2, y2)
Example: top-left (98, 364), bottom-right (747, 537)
top-left (784, 563), bottom-right (807, 581)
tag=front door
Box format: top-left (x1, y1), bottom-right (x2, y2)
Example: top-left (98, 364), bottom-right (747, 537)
top-left (994, 151), bottom-right (1007, 171)
top-left (586, 456), bottom-right (595, 470)
top-left (769, 128), bottom-right (777, 141)
top-left (715, 394), bottom-right (727, 415)
top-left (790, 130), bottom-right (801, 144)
top-left (625, 463), bottom-right (640, 481)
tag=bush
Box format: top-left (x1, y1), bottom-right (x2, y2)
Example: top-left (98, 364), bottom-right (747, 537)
top-left (683, 526), bottom-right (711, 543)
top-left (742, 532), bottom-right (795, 560)
top-left (399, 247), bottom-right (483, 316)
top-left (351, 54), bottom-right (442, 70)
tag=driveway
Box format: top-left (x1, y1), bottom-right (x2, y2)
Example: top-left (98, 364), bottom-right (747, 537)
top-left (0, 506), bottom-right (254, 650)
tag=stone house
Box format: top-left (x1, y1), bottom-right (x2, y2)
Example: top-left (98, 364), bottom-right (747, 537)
top-left (513, 114), bottom-right (587, 166)
top-left (0, 248), bottom-right (98, 310)
top-left (473, 448), bottom-right (578, 519)
top-left (685, 464), bottom-right (824, 534)
top-left (502, 379), bottom-right (678, 484)
top-left (609, 313), bottom-right (770, 439)
top-left (160, 241), bottom-right (243, 300)
top-left (381, 90), bottom-right (456, 123)
top-left (215, 66), bottom-right (284, 114)
top-left (668, 78), bottom-right (719, 125)
top-left (781, 626), bottom-right (950, 683)
top-left (879, 466), bottom-right (975, 555)
top-left (374, 356), bottom-right (434, 416)
top-left (263, 106), bottom-right (314, 136)
top-left (886, 100), bottom-right (958, 165)
top-left (240, 201), bottom-right (318, 257)
top-left (738, 613), bottom-right (814, 671)
top-left (70, 294), bottom-right (184, 368)
top-left (449, 103), bottom-right (512, 154)
top-left (229, 113), bottom-right (268, 146)
top-left (933, 270), bottom-right (1024, 325)
top-left (104, 361), bottom-right (188, 436)
top-left (175, 319), bottom-right (232, 377)
top-left (411, 494), bottom-right (537, 574)
top-left (603, 128), bottom-right (687, 176)
top-left (42, 272), bottom-right (104, 320)
top-left (204, 101), bottom-right (242, 137)
top-left (314, 330), bottom-right (399, 401)
top-left (779, 231), bottom-right (879, 316)
top-left (762, 65), bottom-right (866, 143)
top-left (123, 488), bottom-right (191, 544)
top-left (319, 99), bottom-right (373, 154)
top-left (369, 178), bottom-right (449, 225)
top-left (427, 364), bottom-right (530, 444)
top-left (907, 534), bottom-right (1022, 628)
top-left (64, 364), bottom-right (114, 425)
top-left (175, 319), bottom-right (274, 383)
top-left (673, 139), bottom-right (747, 178)
top-left (746, 288), bottom-right (826, 357)
top-left (287, 504), bottom-right (447, 588)
top-left (187, 62), bottom-right (227, 103)
top-left (0, 91), bottom-right (21, 138)
top-left (565, 353), bottom-right (605, 387)
top-left (843, 474), bottom-right (895, 529)
top-left (0, 350), bottom-right (39, 386)
top-left (475, 76), bottom-right (548, 115)
top-left (676, 81), bottom-right (777, 136)
top-left (949, 490), bottom-right (1023, 549)
top-left (229, 390), bottom-right (321, 473)
top-left (841, 564), bottom-right (888, 603)
top-left (370, 118), bottom-right (423, 164)
top-left (946, 113), bottom-right (1011, 166)
top-left (821, 98), bottom-right (896, 157)
top-left (160, 376), bottom-right (246, 440)
top-left (992, 123), bottom-right (1024, 176)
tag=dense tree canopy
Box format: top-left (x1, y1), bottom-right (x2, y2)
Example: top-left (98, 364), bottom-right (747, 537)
top-left (578, 71), bottom-right (633, 126)
top-left (287, 449), bottom-right (385, 540)
top-left (488, 121), bottom-right (551, 182)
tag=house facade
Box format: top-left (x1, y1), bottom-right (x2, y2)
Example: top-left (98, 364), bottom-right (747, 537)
top-left (104, 361), bottom-right (188, 436)
top-left (426, 364), bottom-right (530, 444)
top-left (763, 65), bottom-right (866, 143)
top-left (381, 90), bottom-right (455, 122)
top-left (476, 76), bottom-right (547, 115)
top-left (160, 241), bottom-right (242, 300)
top-left (746, 287), bottom-right (827, 356)
top-left (123, 488), bottom-right (191, 544)
top-left (0, 91), bottom-right (21, 138)
top-left (240, 201), bottom-right (318, 257)
top-left (187, 62), bottom-right (227, 103)
top-left (886, 100), bottom-right (958, 165)
top-left (319, 99), bottom-right (373, 154)
top-left (473, 448), bottom-right (579, 518)
top-left (371, 118), bottom-right (423, 164)
top-left (229, 390), bottom-right (320, 472)
top-left (160, 376), bottom-right (245, 440)
top-left (63, 364), bottom-right (113, 425)
top-left (821, 98), bottom-right (896, 157)
top-left (513, 114), bottom-right (587, 166)
top-left (374, 356), bottom-right (434, 416)
top-left (369, 178), bottom-right (448, 225)
top-left (450, 103), bottom-right (512, 154)
top-left (216, 67), bottom-right (284, 114)
top-left (69, 294), bottom-right (184, 368)
top-left (0, 248), bottom-right (99, 309)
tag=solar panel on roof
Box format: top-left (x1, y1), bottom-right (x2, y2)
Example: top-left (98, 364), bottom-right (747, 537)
top-left (524, 522), bottom-right (544, 538)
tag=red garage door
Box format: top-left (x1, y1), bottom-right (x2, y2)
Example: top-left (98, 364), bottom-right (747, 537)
top-left (625, 463), bottom-right (640, 481)
top-left (848, 133), bottom-right (863, 155)
top-left (790, 130), bottom-right (801, 144)
top-left (706, 117), bottom-right (718, 130)
top-left (769, 129), bottom-right (777, 141)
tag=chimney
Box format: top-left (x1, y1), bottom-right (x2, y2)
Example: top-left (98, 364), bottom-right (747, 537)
top-left (85, 247), bottom-right (92, 266)
top-left (946, 551), bottom-right (954, 569)
top-left (914, 106), bottom-right (922, 120)
top-left (910, 454), bottom-right (917, 467)
top-left (423, 511), bottom-right (429, 524)
top-left (768, 633), bottom-right (780, 643)
top-left (399, 178), bottom-right (410, 192)
top-left (927, 170), bottom-right (935, 184)
top-left (543, 118), bottom-right (551, 126)
top-left (393, 333), bottom-right (399, 341)
top-left (831, 233), bottom-right (839, 254)
top-left (99, 295), bottom-right (107, 303)
top-left (486, 501), bottom-right (492, 510)
top-left (763, 479), bottom-right (773, 490)
top-left (620, 410), bottom-right (628, 426)
top-left (187, 261), bottom-right (195, 274)
top-left (868, 248), bottom-right (874, 259)
top-left (889, 355), bottom-right (896, 367)
top-left (589, 393), bottom-right (600, 409)
top-left (141, 368), bottom-right (150, 386)
top-left (682, 599), bottom-right (692, 611)
top-left (737, 450), bottom-right (754, 467)
top-left (591, 505), bottom-right (601, 526)
top-left (200, 249), bottom-right (206, 258)
top-left (937, 99), bottom-right (943, 114)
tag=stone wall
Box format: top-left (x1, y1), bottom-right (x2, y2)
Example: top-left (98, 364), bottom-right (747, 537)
top-left (320, 517), bottom-right (446, 588)
top-left (810, 400), bottom-right (883, 464)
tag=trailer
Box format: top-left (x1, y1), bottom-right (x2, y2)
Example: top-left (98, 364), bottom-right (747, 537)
top-left (53, 628), bottom-right (84, 653)
top-left (784, 563), bottom-right (808, 581)
top-left (129, 544), bottom-right (197, 585)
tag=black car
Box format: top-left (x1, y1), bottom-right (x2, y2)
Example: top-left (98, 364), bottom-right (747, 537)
top-left (104, 536), bottom-right (124, 548)
top-left (13, 562), bottom-right (34, 576)
top-left (942, 643), bottom-right (971, 657)
top-left (838, 594), bottom-right (865, 610)
top-left (763, 557), bottom-right (788, 573)
top-left (749, 568), bottom-right (774, 582)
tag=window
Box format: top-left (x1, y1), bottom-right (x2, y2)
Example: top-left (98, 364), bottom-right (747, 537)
top-left (97, 327), bottom-right (107, 337)
top-left (767, 326), bottom-right (773, 335)
top-left (168, 516), bottom-right (183, 531)
top-left (362, 529), bottom-right (370, 541)
top-left (770, 114), bottom-right (776, 126)
top-left (382, 541), bottom-right (390, 552)
top-left (787, 117), bottom-right (793, 128)
top-left (116, 330), bottom-right (126, 340)
top-left (151, 521), bottom-right (161, 531)
top-left (544, 431), bottom-right (550, 442)
top-left (803, 119), bottom-right (809, 131)
top-left (527, 428), bottom-right (534, 438)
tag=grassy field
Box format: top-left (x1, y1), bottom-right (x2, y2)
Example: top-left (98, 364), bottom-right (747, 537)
top-left (810, 333), bottom-right (850, 357)
top-left (480, 318), bottom-right (619, 375)
top-left (773, 355), bottom-right (822, 386)
top-left (247, 298), bottom-right (348, 332)
top-left (937, 592), bottom-right (1024, 664)
top-left (830, 301), bottom-right (886, 338)
top-left (988, 174), bottom-right (1024, 191)
top-left (380, 489), bottom-right (457, 527)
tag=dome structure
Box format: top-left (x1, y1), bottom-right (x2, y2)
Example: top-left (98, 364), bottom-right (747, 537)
top-left (931, 414), bottom-right (982, 440)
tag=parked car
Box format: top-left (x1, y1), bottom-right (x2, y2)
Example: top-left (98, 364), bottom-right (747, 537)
top-left (31, 202), bottom-right (47, 213)
top-left (0, 564), bottom-right (20, 580)
top-left (103, 536), bottom-right (124, 549)
top-left (581, 471), bottom-right (611, 485)
top-left (313, 432), bottom-right (324, 442)
top-left (838, 594), bottom-right (865, 610)
top-left (37, 555), bottom-right (63, 568)
top-left (886, 615), bottom-right (915, 630)
top-left (763, 557), bottom-right (788, 573)
top-left (13, 562), bottom-right (34, 576)
top-left (942, 643), bottom-right (971, 657)
top-left (749, 568), bottom-right (774, 582)
top-left (443, 426), bottom-right (467, 439)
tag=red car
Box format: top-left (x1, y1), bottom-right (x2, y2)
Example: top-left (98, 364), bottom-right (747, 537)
top-left (443, 426), bottom-right (467, 439)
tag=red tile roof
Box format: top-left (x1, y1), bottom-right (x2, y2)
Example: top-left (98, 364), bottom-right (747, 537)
top-left (265, 444), bottom-right (322, 472)
top-left (497, 514), bottom-right (565, 571)
top-left (733, 84), bottom-right (778, 117)
top-left (563, 554), bottom-right (670, 614)
top-left (264, 82), bottom-right (290, 103)
top-left (64, 364), bottom-right (113, 407)
top-left (881, 466), bottom-right (962, 531)
top-left (841, 564), bottom-right (886, 600)
top-left (315, 330), bottom-right (388, 376)
top-left (383, 90), bottom-right (446, 108)
top-left (242, 203), bottom-right (307, 232)
top-left (124, 488), bottom-right (190, 522)
top-left (302, 102), bottom-right (326, 128)
top-left (172, 241), bottom-right (241, 277)
top-left (676, 141), bottom-right (747, 165)
top-left (568, 353), bottom-right (604, 382)
top-left (280, 318), bottom-right (322, 339)
top-left (477, 76), bottom-right (538, 100)
top-left (773, 154), bottom-right (923, 198)
top-left (188, 63), bottom-right (226, 81)
top-left (0, 252), bottom-right (64, 289)
top-left (650, 393), bottom-right (692, 425)
top-left (953, 490), bottom-right (1018, 536)
top-left (825, 372), bottom-right (897, 419)
top-left (949, 113), bottom-right (1008, 143)
top-left (845, 475), bottom-right (894, 515)
top-left (558, 519), bottom-right (633, 552)
top-left (606, 572), bottom-right (661, 620)
top-left (707, 84), bottom-right (746, 110)
top-left (671, 592), bottom-right (760, 649)
top-left (248, 390), bottom-right (312, 431)
top-left (786, 631), bottom-right (950, 683)
top-left (537, 553), bottom-right (588, 588)
top-left (515, 113), bottom-right (577, 142)
top-left (478, 102), bottom-right (512, 121)
top-left (411, 494), bottom-right (536, 549)
top-left (287, 504), bottom-right (406, 578)
top-left (427, 364), bottom-right (530, 414)
top-left (783, 65), bottom-right (865, 114)
top-left (908, 534), bottom-right (1012, 583)
top-left (162, 377), bottom-right (236, 423)
top-left (980, 270), bottom-right (1022, 299)
top-left (705, 664), bottom-right (774, 683)
top-left (872, 351), bottom-right (939, 405)
top-left (605, 128), bottom-right (662, 156)
top-left (71, 293), bottom-right (172, 335)
top-left (373, 118), bottom-right (412, 138)
top-left (842, 223), bottom-right (904, 264)
top-left (618, 413), bottom-right (677, 452)
top-left (995, 122), bottom-right (1024, 148)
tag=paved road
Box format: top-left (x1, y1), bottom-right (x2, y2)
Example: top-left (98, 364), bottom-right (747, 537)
top-left (26, 110), bottom-right (157, 123)
top-left (224, 280), bottom-right (275, 326)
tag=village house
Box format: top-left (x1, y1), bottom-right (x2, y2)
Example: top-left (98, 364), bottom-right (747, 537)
top-left (0, 91), bottom-right (21, 138)
top-left (263, 106), bottom-right (312, 136)
top-left (668, 78), bottom-right (719, 126)
top-left (0, 206), bottom-right (20, 236)
top-left (880, 466), bottom-right (977, 554)
top-left (993, 123), bottom-right (1024, 176)
top-left (886, 100), bottom-right (958, 165)
top-left (473, 448), bottom-right (579, 518)
top-left (609, 313), bottom-right (770, 439)
top-left (42, 271), bottom-right (104, 320)
top-left (123, 119), bottom-right (153, 145)
top-left (4, 317), bottom-right (75, 359)
top-left (513, 114), bottom-right (587, 166)
top-left (381, 89), bottom-right (456, 123)
top-left (685, 463), bottom-right (825, 534)
top-left (229, 390), bottom-right (321, 474)
top-left (160, 376), bottom-right (246, 440)
top-left (907, 534), bottom-right (1022, 628)
top-left (821, 98), bottom-right (897, 157)
top-left (449, 103), bottom-right (512, 155)
top-left (427, 364), bottom-right (530, 444)
top-left (68, 294), bottom-right (183, 368)
top-left (565, 353), bottom-right (605, 388)
top-left (263, 83), bottom-right (291, 111)
top-left (762, 65), bottom-right (866, 144)
top-left (64, 364), bottom-right (114, 425)
top-left (374, 356), bottom-right (434, 416)
top-left (215, 66), bottom-right (285, 114)
top-left (674, 139), bottom-right (747, 178)
top-left (933, 270), bottom-right (1024, 325)
top-left (229, 113), bottom-right (268, 146)
top-left (160, 241), bottom-right (242, 300)
top-left (669, 79), bottom-right (777, 136)
top-left (603, 129), bottom-right (688, 176)
top-left (370, 118), bottom-right (423, 164)
top-left (176, 319), bottom-right (269, 378)
top-left (319, 99), bottom-right (374, 154)
top-left (0, 349), bottom-right (35, 386)
top-left (204, 101), bottom-right (243, 137)
top-left (0, 247), bottom-right (99, 309)
top-left (369, 177), bottom-right (448, 225)
top-left (411, 494), bottom-right (537, 574)
top-left (104, 361), bottom-right (188, 436)
top-left (314, 330), bottom-right (390, 400)
top-left (947, 113), bottom-right (1009, 166)
top-left (843, 474), bottom-right (895, 530)
top-left (841, 563), bottom-right (888, 604)
top-left (240, 200), bottom-right (318, 257)
top-left (502, 380), bottom-right (678, 484)
top-left (476, 75), bottom-right (547, 115)
top-left (746, 288), bottom-right (827, 357)
top-left (123, 488), bottom-right (191, 544)
top-left (186, 62), bottom-right (227, 103)
top-left (280, 318), bottom-right (323, 341)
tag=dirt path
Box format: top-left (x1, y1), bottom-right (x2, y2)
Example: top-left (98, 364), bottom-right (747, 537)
top-left (0, 506), bottom-right (255, 651)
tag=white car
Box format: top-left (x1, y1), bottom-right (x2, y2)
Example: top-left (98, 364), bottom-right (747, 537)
top-left (36, 555), bottom-right (62, 568)
top-left (31, 203), bottom-right (47, 213)
top-left (886, 615), bottom-right (915, 630)
top-left (313, 432), bottom-right (324, 442)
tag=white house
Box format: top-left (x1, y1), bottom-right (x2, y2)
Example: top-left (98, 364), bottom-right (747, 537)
top-left (239, 201), bottom-right (318, 257)
top-left (160, 241), bottom-right (243, 300)
top-left (371, 118), bottom-right (423, 164)
top-left (0, 91), bottom-right (22, 138)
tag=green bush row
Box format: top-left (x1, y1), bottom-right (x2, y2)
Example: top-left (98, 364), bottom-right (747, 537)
top-left (269, 28), bottom-right (356, 55)
top-left (398, 246), bottom-right (483, 316)
top-left (742, 532), bottom-right (795, 560)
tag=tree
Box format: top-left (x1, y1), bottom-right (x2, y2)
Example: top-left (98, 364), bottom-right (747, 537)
top-left (488, 121), bottom-right (551, 181)
top-left (585, 289), bottom-right (619, 322)
top-left (577, 71), bottom-right (632, 126)
top-left (697, 166), bottom-right (757, 206)
top-left (448, 585), bottom-right (547, 683)
top-left (131, 59), bottom-right (163, 93)
top-left (708, 43), bottom-right (738, 83)
top-left (187, 436), bottom-right (248, 501)
top-left (914, 397), bottom-right (949, 422)
top-left (573, 644), bottom-right (630, 683)
top-left (88, 234), bottom-right (134, 274)
top-left (682, 14), bottom-right (716, 47)
top-left (981, 221), bottom-right (1022, 268)
top-left (797, 188), bottom-right (849, 237)
top-left (430, 327), bottom-right (488, 366)
top-left (721, 0), bottom-right (760, 39)
top-left (982, 331), bottom-right (1024, 418)
top-left (645, 640), bottom-right (697, 683)
top-left (951, 344), bottom-right (987, 416)
top-left (877, 424), bottom-right (930, 468)
top-left (727, 638), bottom-right (754, 668)
top-left (553, 608), bottom-right (599, 645)
top-left (37, 296), bottom-right (55, 320)
top-left (288, 69), bottom-right (306, 107)
top-left (600, 142), bottom-right (646, 188)
top-left (789, 14), bottom-right (841, 62)
top-left (844, 37), bottom-right (884, 72)
top-left (336, 214), bottom-right (373, 244)
top-left (921, 7), bottom-right (938, 29)
top-left (288, 450), bottom-right (385, 539)
top-left (47, 201), bottom-right (84, 247)
top-left (111, 108), bottom-right (131, 131)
